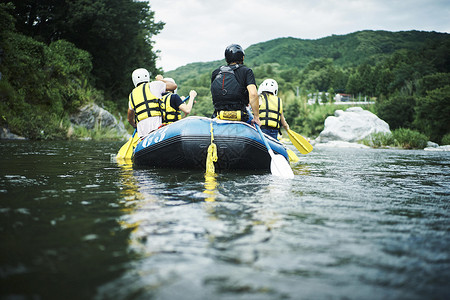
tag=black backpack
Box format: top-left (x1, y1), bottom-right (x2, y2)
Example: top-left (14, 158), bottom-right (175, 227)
top-left (211, 64), bottom-right (244, 109)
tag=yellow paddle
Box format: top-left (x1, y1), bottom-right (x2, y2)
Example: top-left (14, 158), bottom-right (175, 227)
top-left (287, 129), bottom-right (313, 155)
top-left (287, 148), bottom-right (300, 163)
top-left (117, 129), bottom-right (139, 160)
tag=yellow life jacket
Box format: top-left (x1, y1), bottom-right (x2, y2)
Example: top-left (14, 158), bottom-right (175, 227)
top-left (128, 82), bottom-right (161, 122)
top-left (260, 92), bottom-right (282, 129)
top-left (161, 93), bottom-right (181, 124)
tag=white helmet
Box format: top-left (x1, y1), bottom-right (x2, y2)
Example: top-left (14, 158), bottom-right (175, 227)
top-left (259, 79), bottom-right (278, 96)
top-left (132, 68), bottom-right (150, 87)
top-left (164, 77), bottom-right (177, 94)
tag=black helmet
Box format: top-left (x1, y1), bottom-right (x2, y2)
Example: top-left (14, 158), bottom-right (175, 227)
top-left (225, 44), bottom-right (245, 64)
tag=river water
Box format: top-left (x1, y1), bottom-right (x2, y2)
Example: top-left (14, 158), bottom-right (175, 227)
top-left (0, 140), bottom-right (449, 300)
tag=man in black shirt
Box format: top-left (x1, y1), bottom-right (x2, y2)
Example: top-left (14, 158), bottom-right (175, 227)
top-left (210, 44), bottom-right (260, 125)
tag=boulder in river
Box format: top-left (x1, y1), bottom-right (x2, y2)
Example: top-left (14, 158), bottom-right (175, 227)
top-left (316, 107), bottom-right (390, 143)
top-left (70, 103), bottom-right (129, 139)
top-left (424, 145), bottom-right (450, 151)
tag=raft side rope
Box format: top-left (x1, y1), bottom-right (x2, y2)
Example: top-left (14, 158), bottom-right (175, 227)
top-left (206, 121), bottom-right (218, 174)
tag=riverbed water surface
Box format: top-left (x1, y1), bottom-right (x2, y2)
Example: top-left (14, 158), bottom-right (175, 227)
top-left (0, 140), bottom-right (449, 300)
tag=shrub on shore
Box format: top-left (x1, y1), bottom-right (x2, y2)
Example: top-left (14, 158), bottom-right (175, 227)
top-left (392, 128), bottom-right (428, 149)
top-left (362, 128), bottom-right (428, 149)
top-left (441, 133), bottom-right (450, 145)
top-left (361, 132), bottom-right (395, 148)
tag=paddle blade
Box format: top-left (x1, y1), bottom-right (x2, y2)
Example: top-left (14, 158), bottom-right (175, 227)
top-left (117, 134), bottom-right (140, 160)
top-left (287, 148), bottom-right (300, 163)
top-left (287, 129), bottom-right (313, 155)
top-left (269, 150), bottom-right (295, 179)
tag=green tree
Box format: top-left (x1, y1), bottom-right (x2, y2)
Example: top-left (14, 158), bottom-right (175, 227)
top-left (284, 97), bottom-right (300, 126)
top-left (8, 0), bottom-right (164, 102)
top-left (321, 92), bottom-right (328, 103)
top-left (327, 87), bottom-right (335, 102)
top-left (417, 73), bottom-right (450, 96)
top-left (375, 95), bottom-right (416, 130)
top-left (280, 68), bottom-right (299, 82)
top-left (414, 86), bottom-right (450, 143)
top-left (374, 66), bottom-right (393, 96)
top-left (345, 63), bottom-right (376, 96)
top-left (300, 58), bottom-right (336, 92)
top-left (0, 2), bottom-right (15, 33)
top-left (345, 72), bottom-right (360, 95)
top-left (0, 4), bottom-right (104, 139)
top-left (266, 64), bottom-right (274, 76)
top-left (331, 68), bottom-right (348, 93)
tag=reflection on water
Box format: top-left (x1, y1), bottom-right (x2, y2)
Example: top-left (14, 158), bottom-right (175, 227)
top-left (1, 141), bottom-right (449, 300)
top-left (117, 160), bottom-right (144, 204)
top-left (0, 141), bottom-right (138, 299)
top-left (203, 172), bottom-right (218, 202)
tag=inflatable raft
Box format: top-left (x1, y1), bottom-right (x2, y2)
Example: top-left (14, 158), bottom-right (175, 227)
top-left (132, 116), bottom-right (289, 171)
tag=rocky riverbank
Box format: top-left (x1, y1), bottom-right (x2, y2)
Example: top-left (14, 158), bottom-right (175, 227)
top-left (1, 103), bottom-right (129, 141)
top-left (1, 127), bottom-right (27, 140)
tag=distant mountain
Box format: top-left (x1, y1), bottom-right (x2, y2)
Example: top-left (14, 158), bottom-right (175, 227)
top-left (165, 30), bottom-right (449, 83)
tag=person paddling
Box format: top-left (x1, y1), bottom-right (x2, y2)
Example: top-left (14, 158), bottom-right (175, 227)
top-left (127, 69), bottom-right (177, 137)
top-left (258, 79), bottom-right (290, 139)
top-left (160, 77), bottom-right (197, 125)
top-left (210, 44), bottom-right (261, 126)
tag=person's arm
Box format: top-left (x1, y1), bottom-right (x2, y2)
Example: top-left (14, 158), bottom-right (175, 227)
top-left (280, 111), bottom-right (289, 130)
top-left (280, 98), bottom-right (289, 130)
top-left (155, 74), bottom-right (177, 91)
top-left (127, 108), bottom-right (136, 128)
top-left (247, 84), bottom-right (261, 126)
top-left (179, 90), bottom-right (197, 115)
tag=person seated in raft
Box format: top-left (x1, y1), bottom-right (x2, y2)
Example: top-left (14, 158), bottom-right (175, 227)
top-left (210, 44), bottom-right (261, 126)
top-left (127, 69), bottom-right (177, 137)
top-left (258, 79), bottom-right (290, 139)
top-left (160, 77), bottom-right (197, 125)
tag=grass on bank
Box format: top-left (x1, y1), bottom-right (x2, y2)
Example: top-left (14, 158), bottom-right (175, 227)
top-left (442, 133), bottom-right (450, 145)
top-left (69, 125), bottom-right (127, 141)
top-left (362, 128), bottom-right (429, 149)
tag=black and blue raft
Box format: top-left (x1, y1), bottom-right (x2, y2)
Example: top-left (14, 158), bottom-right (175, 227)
top-left (132, 116), bottom-right (290, 171)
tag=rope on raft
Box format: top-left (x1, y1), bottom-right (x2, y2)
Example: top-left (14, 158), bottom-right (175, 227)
top-left (206, 121), bottom-right (218, 174)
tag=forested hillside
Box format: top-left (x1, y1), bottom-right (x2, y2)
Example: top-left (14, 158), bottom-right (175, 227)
top-left (167, 30), bottom-right (450, 143)
top-left (167, 30), bottom-right (448, 83)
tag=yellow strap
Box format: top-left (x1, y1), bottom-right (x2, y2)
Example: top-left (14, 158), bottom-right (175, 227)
top-left (206, 122), bottom-right (218, 174)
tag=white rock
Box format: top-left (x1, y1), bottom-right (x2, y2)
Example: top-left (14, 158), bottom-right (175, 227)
top-left (424, 145), bottom-right (450, 151)
top-left (316, 107), bottom-right (391, 143)
top-left (426, 141), bottom-right (439, 148)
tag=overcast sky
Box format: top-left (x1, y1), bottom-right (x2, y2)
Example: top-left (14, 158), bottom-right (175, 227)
top-left (149, 0), bottom-right (450, 71)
